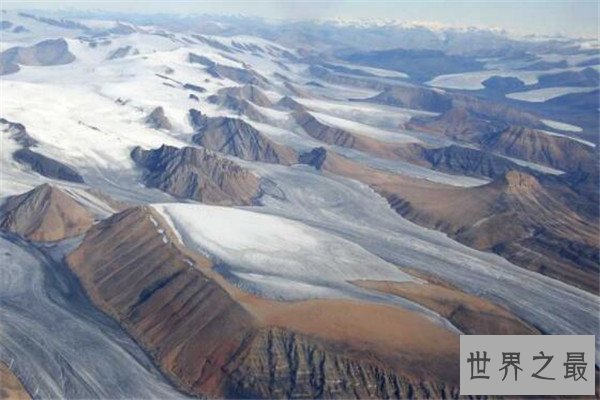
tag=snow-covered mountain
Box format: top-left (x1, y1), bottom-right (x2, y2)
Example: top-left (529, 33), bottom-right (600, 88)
top-left (0, 8), bottom-right (598, 399)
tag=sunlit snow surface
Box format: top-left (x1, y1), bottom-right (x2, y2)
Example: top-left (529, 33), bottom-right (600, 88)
top-left (506, 86), bottom-right (597, 102)
top-left (153, 203), bottom-right (414, 300)
top-left (541, 119), bottom-right (584, 132)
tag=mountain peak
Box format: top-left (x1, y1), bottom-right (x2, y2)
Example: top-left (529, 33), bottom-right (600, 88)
top-left (0, 184), bottom-right (95, 241)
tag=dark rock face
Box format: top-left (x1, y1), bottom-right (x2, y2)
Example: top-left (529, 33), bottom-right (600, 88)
top-left (536, 67), bottom-right (599, 88)
top-left (0, 38), bottom-right (76, 75)
top-left (293, 111), bottom-right (358, 148)
top-left (13, 148), bottom-right (85, 183)
top-left (188, 52), bottom-right (269, 86)
top-left (276, 96), bottom-right (307, 112)
top-left (107, 46), bottom-right (131, 60)
top-left (1, 118), bottom-right (84, 183)
top-left (418, 144), bottom-right (537, 180)
top-left (224, 328), bottom-right (458, 399)
top-left (405, 94), bottom-right (543, 142)
top-left (183, 83), bottom-right (206, 93)
top-left (0, 118), bottom-right (38, 147)
top-left (145, 106), bottom-right (172, 130)
top-left (188, 52), bottom-right (217, 67)
top-left (0, 20), bottom-right (13, 30)
top-left (482, 76), bottom-right (526, 92)
top-left (299, 147), bottom-right (327, 170)
top-left (216, 85), bottom-right (272, 107)
top-left (131, 144), bottom-right (261, 205)
top-left (190, 110), bottom-right (296, 164)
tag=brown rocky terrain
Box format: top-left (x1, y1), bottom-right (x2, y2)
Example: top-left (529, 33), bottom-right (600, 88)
top-left (131, 144), bottom-right (261, 205)
top-left (206, 95), bottom-right (269, 123)
top-left (363, 85), bottom-right (453, 113)
top-left (67, 205), bottom-right (464, 399)
top-left (293, 110), bottom-right (406, 160)
top-left (478, 125), bottom-right (598, 173)
top-left (0, 363), bottom-right (30, 400)
top-left (393, 143), bottom-right (540, 180)
top-left (355, 279), bottom-right (538, 335)
top-left (294, 111), bottom-right (541, 181)
top-left (190, 110), bottom-right (297, 164)
top-left (382, 171), bottom-right (600, 294)
top-left (216, 84), bottom-right (273, 107)
top-left (0, 184), bottom-right (95, 241)
top-left (318, 151), bottom-right (599, 293)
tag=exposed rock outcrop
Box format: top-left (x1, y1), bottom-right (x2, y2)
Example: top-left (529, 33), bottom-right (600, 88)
top-left (217, 84), bottom-right (273, 107)
top-left (364, 86), bottom-right (453, 113)
top-left (0, 184), bottom-right (95, 241)
top-left (1, 118), bottom-right (84, 183)
top-left (298, 147), bottom-right (327, 170)
top-left (13, 148), bottom-right (85, 183)
top-left (479, 126), bottom-right (597, 173)
top-left (190, 110), bottom-right (297, 164)
top-left (144, 106), bottom-right (172, 130)
top-left (0, 38), bottom-right (76, 75)
top-left (276, 95), bottom-right (306, 112)
top-left (188, 53), bottom-right (269, 87)
top-left (67, 206), bottom-right (462, 399)
top-left (319, 152), bottom-right (599, 293)
top-left (397, 143), bottom-right (539, 180)
top-left (207, 94), bottom-right (268, 123)
top-left (0, 118), bottom-right (38, 147)
top-left (131, 145), bottom-right (261, 205)
top-left (382, 171), bottom-right (599, 293)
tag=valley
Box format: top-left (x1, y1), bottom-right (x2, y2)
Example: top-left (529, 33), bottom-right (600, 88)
top-left (0, 7), bottom-right (598, 399)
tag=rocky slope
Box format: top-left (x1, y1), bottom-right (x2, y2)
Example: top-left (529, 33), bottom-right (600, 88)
top-left (66, 206), bottom-right (462, 399)
top-left (131, 144), bottom-right (261, 205)
top-left (190, 110), bottom-right (297, 165)
top-left (478, 126), bottom-right (597, 172)
top-left (215, 84), bottom-right (273, 107)
top-left (318, 151), bottom-right (599, 293)
top-left (293, 110), bottom-right (403, 160)
top-left (395, 143), bottom-right (540, 180)
top-left (382, 171), bottom-right (599, 293)
top-left (0, 184), bottom-right (95, 241)
top-left (363, 85), bottom-right (453, 113)
top-left (356, 279), bottom-right (538, 335)
top-left (401, 91), bottom-right (543, 141)
top-left (144, 106), bottom-right (172, 130)
top-left (0, 38), bottom-right (75, 75)
top-left (2, 118), bottom-right (85, 183)
top-left (13, 148), bottom-right (85, 183)
top-left (0, 363), bottom-right (30, 400)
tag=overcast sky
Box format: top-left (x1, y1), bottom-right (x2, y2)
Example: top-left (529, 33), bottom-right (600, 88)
top-left (3, 0), bottom-right (599, 38)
